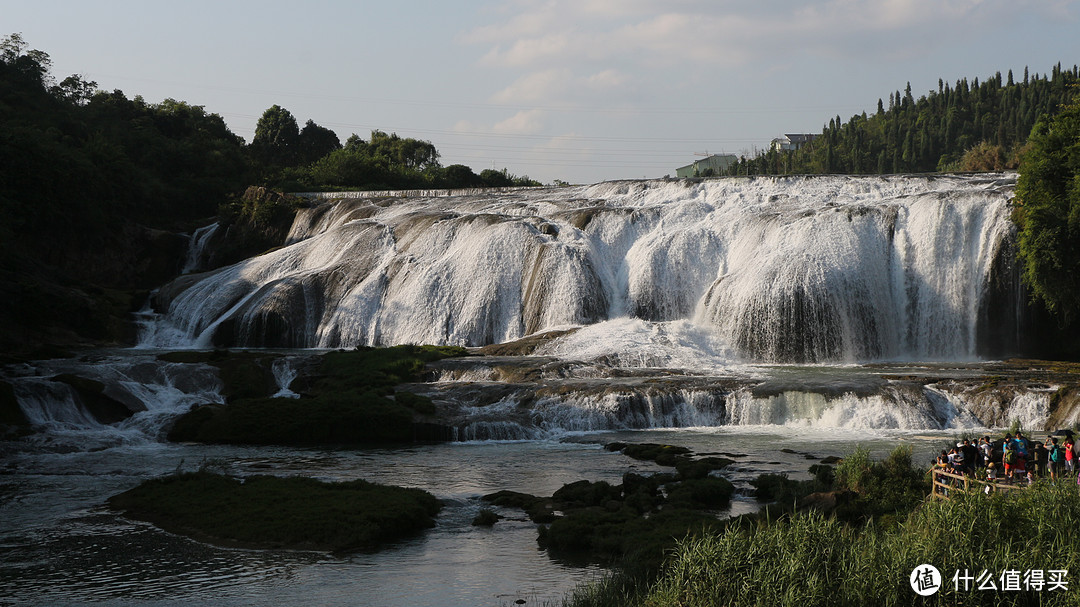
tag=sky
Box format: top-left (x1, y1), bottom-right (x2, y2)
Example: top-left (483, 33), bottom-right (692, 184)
top-left (5, 0), bottom-right (1080, 185)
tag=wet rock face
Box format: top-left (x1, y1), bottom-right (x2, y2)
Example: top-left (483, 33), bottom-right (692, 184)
top-left (0, 381), bottom-right (29, 427)
top-left (51, 374), bottom-right (137, 424)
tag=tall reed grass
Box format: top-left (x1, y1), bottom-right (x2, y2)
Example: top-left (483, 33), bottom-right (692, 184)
top-left (569, 469), bottom-right (1080, 606)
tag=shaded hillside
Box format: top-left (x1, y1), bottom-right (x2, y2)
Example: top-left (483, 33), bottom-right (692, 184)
top-left (0, 34), bottom-right (250, 356)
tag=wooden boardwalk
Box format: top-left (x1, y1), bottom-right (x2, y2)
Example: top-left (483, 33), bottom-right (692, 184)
top-left (930, 468), bottom-right (1026, 500)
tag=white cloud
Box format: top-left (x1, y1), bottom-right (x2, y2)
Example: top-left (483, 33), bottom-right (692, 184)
top-left (492, 109), bottom-right (547, 134)
top-left (479, 33), bottom-right (573, 67)
top-left (490, 69), bottom-right (571, 103)
top-left (585, 69), bottom-right (628, 90)
top-left (463, 0), bottom-right (1041, 70)
top-left (459, 9), bottom-right (561, 45)
top-left (488, 68), bottom-right (632, 105)
top-left (452, 119), bottom-right (481, 134)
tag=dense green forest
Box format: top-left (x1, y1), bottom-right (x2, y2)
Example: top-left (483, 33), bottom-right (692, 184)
top-left (727, 64), bottom-right (1080, 176)
top-left (1013, 89), bottom-right (1080, 321)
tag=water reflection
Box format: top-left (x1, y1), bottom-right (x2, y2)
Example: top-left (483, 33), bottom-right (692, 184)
top-left (0, 428), bottom-right (958, 606)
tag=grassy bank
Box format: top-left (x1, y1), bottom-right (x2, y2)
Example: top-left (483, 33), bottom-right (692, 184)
top-left (566, 449), bottom-right (1080, 607)
top-left (167, 345), bottom-right (467, 445)
top-left (108, 471), bottom-right (442, 553)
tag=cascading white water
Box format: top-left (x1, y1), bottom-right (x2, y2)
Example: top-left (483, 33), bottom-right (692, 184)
top-left (142, 174), bottom-right (1017, 363)
top-left (6, 356), bottom-right (224, 444)
top-left (723, 385), bottom-right (984, 430)
top-left (11, 380), bottom-right (103, 427)
top-left (271, 357), bottom-right (301, 398)
top-left (182, 222), bottom-right (220, 274)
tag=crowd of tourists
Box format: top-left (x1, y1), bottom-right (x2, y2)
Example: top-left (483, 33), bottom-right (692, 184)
top-left (935, 431), bottom-right (1077, 486)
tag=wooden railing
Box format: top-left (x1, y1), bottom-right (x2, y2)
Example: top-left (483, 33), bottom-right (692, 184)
top-left (930, 468), bottom-right (1025, 500)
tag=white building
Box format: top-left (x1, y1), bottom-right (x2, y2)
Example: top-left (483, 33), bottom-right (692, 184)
top-left (771, 134), bottom-right (818, 152)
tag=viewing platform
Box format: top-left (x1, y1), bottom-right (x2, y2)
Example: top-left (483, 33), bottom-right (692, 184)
top-left (930, 468), bottom-right (1025, 500)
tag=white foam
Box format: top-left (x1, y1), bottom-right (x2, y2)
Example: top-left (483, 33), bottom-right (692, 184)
top-left (142, 174), bottom-right (1017, 363)
top-left (535, 317), bottom-right (740, 373)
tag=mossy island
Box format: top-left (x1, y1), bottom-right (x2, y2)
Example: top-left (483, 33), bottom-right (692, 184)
top-left (482, 442), bottom-right (736, 575)
top-left (108, 471), bottom-right (442, 554)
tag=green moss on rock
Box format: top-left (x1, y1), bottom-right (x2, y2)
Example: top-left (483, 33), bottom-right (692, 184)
top-left (168, 392), bottom-right (415, 445)
top-left (107, 471), bottom-right (441, 553)
top-left (482, 490), bottom-right (555, 523)
top-left (157, 350), bottom-right (277, 400)
top-left (488, 444), bottom-right (737, 574)
top-left (167, 345), bottom-right (467, 446)
top-left (394, 391), bottom-right (437, 415)
top-left (472, 509), bottom-right (500, 527)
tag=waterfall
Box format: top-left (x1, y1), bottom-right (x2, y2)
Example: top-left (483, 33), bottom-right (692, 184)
top-left (434, 379), bottom-right (1025, 440)
top-left (271, 357), bottom-right (301, 398)
top-left (6, 356), bottom-right (224, 444)
top-left (11, 379), bottom-right (103, 427)
top-left (723, 385), bottom-right (984, 430)
top-left (182, 222), bottom-right (220, 274)
top-left (142, 174), bottom-right (1018, 363)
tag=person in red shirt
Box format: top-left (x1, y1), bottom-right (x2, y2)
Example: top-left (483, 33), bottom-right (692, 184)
top-left (1066, 437), bottom-right (1075, 476)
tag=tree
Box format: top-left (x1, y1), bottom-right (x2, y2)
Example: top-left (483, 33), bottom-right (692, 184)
top-left (441, 164), bottom-right (482, 187)
top-left (733, 64), bottom-right (1078, 177)
top-left (479, 168), bottom-right (513, 187)
top-left (0, 33), bottom-right (52, 88)
top-left (297, 119), bottom-right (341, 165)
top-left (1014, 89), bottom-right (1080, 319)
top-left (366, 130), bottom-right (439, 171)
top-left (50, 74), bottom-right (96, 105)
top-left (251, 104), bottom-right (299, 166)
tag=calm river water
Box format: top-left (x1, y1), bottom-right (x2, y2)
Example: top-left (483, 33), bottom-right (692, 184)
top-left (0, 422), bottom-right (950, 607)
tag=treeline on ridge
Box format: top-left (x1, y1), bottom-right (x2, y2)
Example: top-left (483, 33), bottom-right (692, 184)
top-left (726, 64), bottom-right (1080, 176)
top-left (248, 104), bottom-right (541, 192)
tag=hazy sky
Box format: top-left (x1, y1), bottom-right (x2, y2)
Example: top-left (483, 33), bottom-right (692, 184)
top-left (7, 0), bottom-right (1080, 184)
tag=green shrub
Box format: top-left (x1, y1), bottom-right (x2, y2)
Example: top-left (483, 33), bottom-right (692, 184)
top-left (833, 445), bottom-right (928, 522)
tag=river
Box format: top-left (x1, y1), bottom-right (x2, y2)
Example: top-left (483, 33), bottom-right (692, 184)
top-left (1, 350), bottom-right (992, 607)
